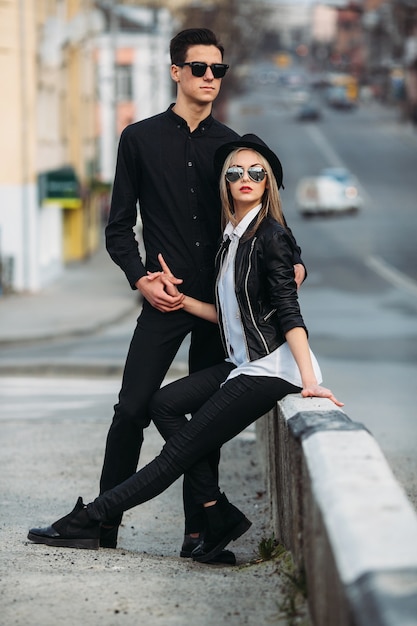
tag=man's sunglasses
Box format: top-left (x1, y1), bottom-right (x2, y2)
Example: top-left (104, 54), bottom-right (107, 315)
top-left (176, 62), bottom-right (229, 79)
top-left (225, 166), bottom-right (267, 183)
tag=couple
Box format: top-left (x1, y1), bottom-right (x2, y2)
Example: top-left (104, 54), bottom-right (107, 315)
top-left (28, 134), bottom-right (343, 564)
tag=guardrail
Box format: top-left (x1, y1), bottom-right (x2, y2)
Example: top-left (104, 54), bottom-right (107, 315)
top-left (256, 394), bottom-right (417, 625)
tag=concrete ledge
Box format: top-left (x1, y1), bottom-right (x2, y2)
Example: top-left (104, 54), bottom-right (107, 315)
top-left (256, 394), bottom-right (417, 625)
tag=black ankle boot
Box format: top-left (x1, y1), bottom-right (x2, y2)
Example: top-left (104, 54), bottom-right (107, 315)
top-left (100, 524), bottom-right (119, 549)
top-left (28, 497), bottom-right (100, 550)
top-left (191, 493), bottom-right (252, 563)
top-left (180, 533), bottom-right (237, 565)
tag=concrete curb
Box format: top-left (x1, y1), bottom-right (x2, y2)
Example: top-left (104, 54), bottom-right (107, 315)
top-left (0, 361), bottom-right (188, 379)
top-left (0, 302), bottom-right (139, 347)
top-left (256, 394), bottom-right (417, 626)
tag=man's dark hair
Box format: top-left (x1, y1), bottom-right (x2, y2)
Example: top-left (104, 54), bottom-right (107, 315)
top-left (170, 28), bottom-right (224, 64)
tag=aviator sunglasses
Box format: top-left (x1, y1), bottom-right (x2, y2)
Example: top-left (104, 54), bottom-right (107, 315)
top-left (225, 166), bottom-right (267, 183)
top-left (175, 61), bottom-right (229, 79)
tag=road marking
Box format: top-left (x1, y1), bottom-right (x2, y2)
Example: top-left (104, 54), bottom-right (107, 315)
top-left (0, 377), bottom-right (120, 396)
top-left (366, 255), bottom-right (417, 297)
top-left (303, 125), bottom-right (415, 297)
top-left (305, 124), bottom-right (345, 167)
top-left (0, 377), bottom-right (120, 419)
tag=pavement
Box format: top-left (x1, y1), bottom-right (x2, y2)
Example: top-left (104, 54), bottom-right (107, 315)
top-left (0, 237), bottom-right (139, 346)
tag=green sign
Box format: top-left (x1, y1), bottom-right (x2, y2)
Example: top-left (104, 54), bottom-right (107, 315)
top-left (38, 167), bottom-right (81, 209)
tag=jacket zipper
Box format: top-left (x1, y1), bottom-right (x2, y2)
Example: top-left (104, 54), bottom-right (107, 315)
top-left (242, 238), bottom-right (269, 354)
top-left (263, 308), bottom-right (277, 321)
top-left (215, 244), bottom-right (229, 356)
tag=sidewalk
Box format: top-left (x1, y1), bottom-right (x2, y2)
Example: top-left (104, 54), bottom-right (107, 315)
top-left (0, 378), bottom-right (309, 626)
top-left (0, 240), bottom-right (138, 345)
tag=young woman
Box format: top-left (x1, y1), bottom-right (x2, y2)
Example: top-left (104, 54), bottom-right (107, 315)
top-left (28, 135), bottom-right (342, 563)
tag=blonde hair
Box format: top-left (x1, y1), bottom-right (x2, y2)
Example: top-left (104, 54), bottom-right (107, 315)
top-left (219, 148), bottom-right (285, 235)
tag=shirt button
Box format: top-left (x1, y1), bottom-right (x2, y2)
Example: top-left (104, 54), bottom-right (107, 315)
top-left (195, 241), bottom-right (200, 247)
top-left (188, 161), bottom-right (193, 167)
top-left (190, 188), bottom-right (195, 193)
top-left (192, 214), bottom-right (197, 220)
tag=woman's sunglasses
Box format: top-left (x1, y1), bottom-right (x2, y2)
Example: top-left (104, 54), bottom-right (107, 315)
top-left (176, 62), bottom-right (229, 79)
top-left (225, 166), bottom-right (267, 183)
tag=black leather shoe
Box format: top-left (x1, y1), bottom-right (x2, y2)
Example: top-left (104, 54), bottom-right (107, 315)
top-left (100, 525), bottom-right (118, 549)
top-left (180, 533), bottom-right (236, 565)
top-left (192, 493), bottom-right (251, 563)
top-left (27, 497), bottom-right (100, 550)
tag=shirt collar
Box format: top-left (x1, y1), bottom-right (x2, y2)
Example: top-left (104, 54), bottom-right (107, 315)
top-left (223, 204), bottom-right (262, 241)
top-left (167, 104), bottom-right (214, 131)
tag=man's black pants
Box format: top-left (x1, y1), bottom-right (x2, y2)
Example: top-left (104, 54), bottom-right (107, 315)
top-left (99, 300), bottom-right (225, 534)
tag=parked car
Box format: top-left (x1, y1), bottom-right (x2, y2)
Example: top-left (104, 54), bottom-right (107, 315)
top-left (296, 167), bottom-right (362, 217)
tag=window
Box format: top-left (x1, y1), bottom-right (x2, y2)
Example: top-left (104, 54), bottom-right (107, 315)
top-left (116, 64), bottom-right (133, 101)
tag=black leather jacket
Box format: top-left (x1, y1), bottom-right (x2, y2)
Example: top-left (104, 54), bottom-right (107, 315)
top-left (214, 216), bottom-right (308, 362)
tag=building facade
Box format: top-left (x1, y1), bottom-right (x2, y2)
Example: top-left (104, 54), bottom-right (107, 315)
top-left (0, 1), bottom-right (173, 294)
top-left (0, 0), bottom-right (98, 293)
top-left (94, 4), bottom-right (173, 184)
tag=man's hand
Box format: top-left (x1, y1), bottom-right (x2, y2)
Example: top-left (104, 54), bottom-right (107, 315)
top-left (294, 264), bottom-right (305, 290)
top-left (136, 272), bottom-right (184, 312)
top-left (136, 254), bottom-right (185, 312)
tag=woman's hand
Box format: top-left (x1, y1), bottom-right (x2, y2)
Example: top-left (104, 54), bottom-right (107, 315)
top-left (144, 253), bottom-right (217, 322)
top-left (136, 254), bottom-right (184, 312)
top-left (301, 384), bottom-right (344, 407)
top-left (137, 272), bottom-right (184, 311)
top-left (146, 270), bottom-right (182, 298)
top-left (156, 253), bottom-right (183, 297)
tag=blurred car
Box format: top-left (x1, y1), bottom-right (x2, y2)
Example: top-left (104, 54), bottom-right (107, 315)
top-left (296, 167), bottom-right (362, 217)
top-left (325, 86), bottom-right (356, 110)
top-left (295, 101), bottom-right (322, 121)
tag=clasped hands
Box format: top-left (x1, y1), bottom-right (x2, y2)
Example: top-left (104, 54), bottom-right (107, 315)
top-left (135, 253), bottom-right (184, 312)
top-left (138, 255), bottom-right (306, 313)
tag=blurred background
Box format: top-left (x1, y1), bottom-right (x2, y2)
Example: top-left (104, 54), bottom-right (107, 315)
top-left (1, 0), bottom-right (416, 294)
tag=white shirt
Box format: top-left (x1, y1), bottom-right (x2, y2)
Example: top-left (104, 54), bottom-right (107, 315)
top-left (217, 205), bottom-right (322, 387)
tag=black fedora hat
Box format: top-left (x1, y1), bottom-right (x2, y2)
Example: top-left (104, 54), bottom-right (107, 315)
top-left (214, 133), bottom-right (284, 189)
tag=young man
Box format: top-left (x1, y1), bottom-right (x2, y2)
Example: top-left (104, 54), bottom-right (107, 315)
top-left (101, 28), bottom-right (305, 560)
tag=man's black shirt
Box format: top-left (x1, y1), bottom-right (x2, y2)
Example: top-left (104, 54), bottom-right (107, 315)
top-left (106, 105), bottom-right (304, 303)
top-left (106, 105), bottom-right (240, 302)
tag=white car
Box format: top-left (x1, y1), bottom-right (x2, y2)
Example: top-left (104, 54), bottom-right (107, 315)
top-left (296, 167), bottom-right (362, 217)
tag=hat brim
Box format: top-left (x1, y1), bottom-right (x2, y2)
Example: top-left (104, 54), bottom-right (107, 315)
top-left (214, 137), bottom-right (283, 189)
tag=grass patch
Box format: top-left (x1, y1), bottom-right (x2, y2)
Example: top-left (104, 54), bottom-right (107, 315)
top-left (277, 556), bottom-right (309, 625)
top-left (242, 536), bottom-right (310, 625)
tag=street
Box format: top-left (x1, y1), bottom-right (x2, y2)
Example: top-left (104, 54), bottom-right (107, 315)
top-left (2, 72), bottom-right (416, 508)
top-left (1, 63), bottom-right (417, 625)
